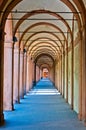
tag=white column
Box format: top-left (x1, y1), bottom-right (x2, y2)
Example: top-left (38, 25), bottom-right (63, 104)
top-left (36, 66), bottom-right (40, 82)
top-left (3, 13), bottom-right (14, 110)
top-left (3, 43), bottom-right (13, 110)
top-left (23, 52), bottom-right (27, 95)
top-left (13, 46), bottom-right (19, 103)
top-left (0, 27), bottom-right (4, 124)
top-left (26, 54), bottom-right (30, 93)
top-left (19, 50), bottom-right (24, 98)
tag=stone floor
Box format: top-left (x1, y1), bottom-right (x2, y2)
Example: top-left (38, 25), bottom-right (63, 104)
top-left (0, 78), bottom-right (86, 130)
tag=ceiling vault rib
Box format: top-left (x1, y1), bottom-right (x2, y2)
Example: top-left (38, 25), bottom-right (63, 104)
top-left (6, 18), bottom-right (77, 21)
top-left (1, 0), bottom-right (85, 68)
top-left (32, 51), bottom-right (56, 59)
top-left (0, 11), bottom-right (81, 14)
top-left (33, 53), bottom-right (56, 62)
top-left (17, 31), bottom-right (70, 33)
top-left (23, 40), bottom-right (65, 42)
top-left (29, 42), bottom-right (57, 52)
top-left (30, 46), bottom-right (58, 54)
top-left (19, 22), bottom-right (67, 46)
top-left (26, 37), bottom-right (62, 53)
top-left (31, 50), bottom-right (57, 56)
top-left (13, 9), bottom-right (72, 38)
top-left (29, 42), bottom-right (59, 54)
top-left (23, 30), bottom-right (65, 48)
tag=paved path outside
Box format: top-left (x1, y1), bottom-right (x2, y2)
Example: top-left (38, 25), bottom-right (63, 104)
top-left (0, 78), bottom-right (86, 130)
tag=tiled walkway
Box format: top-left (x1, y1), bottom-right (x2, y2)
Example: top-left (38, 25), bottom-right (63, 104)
top-left (0, 78), bottom-right (86, 130)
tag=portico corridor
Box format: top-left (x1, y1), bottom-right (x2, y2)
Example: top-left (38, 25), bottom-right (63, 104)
top-left (1, 79), bottom-right (86, 130)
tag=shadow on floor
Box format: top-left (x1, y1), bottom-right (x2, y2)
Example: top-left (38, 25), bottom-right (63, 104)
top-left (1, 78), bottom-right (86, 130)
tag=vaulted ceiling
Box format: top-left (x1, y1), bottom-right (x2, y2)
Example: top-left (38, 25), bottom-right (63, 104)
top-left (7, 0), bottom-right (85, 68)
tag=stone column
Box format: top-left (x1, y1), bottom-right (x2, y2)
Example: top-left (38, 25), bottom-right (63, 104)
top-left (71, 16), bottom-right (74, 110)
top-left (63, 47), bottom-right (65, 98)
top-left (33, 62), bottom-right (36, 86)
top-left (66, 34), bottom-right (68, 103)
top-left (60, 55), bottom-right (62, 94)
top-left (28, 59), bottom-right (33, 90)
top-left (31, 60), bottom-right (34, 88)
top-left (29, 58), bottom-right (33, 89)
top-left (3, 13), bottom-right (14, 111)
top-left (84, 24), bottom-right (86, 126)
top-left (36, 65), bottom-right (40, 82)
top-left (77, 31), bottom-right (82, 120)
top-left (0, 28), bottom-right (4, 124)
top-left (56, 61), bottom-right (60, 92)
top-left (13, 29), bottom-right (20, 103)
top-left (66, 46), bottom-right (68, 102)
top-left (26, 54), bottom-right (30, 93)
top-left (38, 66), bottom-right (40, 81)
top-left (4, 43), bottom-right (13, 110)
top-left (23, 52), bottom-right (27, 95)
top-left (13, 46), bottom-right (20, 103)
top-left (40, 69), bottom-right (42, 79)
top-left (53, 62), bottom-right (55, 85)
top-left (81, 24), bottom-right (86, 125)
top-left (19, 50), bottom-right (24, 98)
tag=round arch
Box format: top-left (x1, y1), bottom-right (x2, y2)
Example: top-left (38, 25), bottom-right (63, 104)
top-left (13, 9), bottom-right (72, 37)
top-left (29, 41), bottom-right (59, 54)
top-left (26, 37), bottom-right (62, 53)
top-left (24, 31), bottom-right (64, 47)
top-left (19, 22), bottom-right (67, 47)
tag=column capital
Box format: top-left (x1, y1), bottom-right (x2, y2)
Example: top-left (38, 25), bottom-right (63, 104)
top-left (0, 28), bottom-right (4, 42)
top-left (24, 53), bottom-right (27, 57)
top-left (20, 50), bottom-right (24, 54)
top-left (0, 113), bottom-right (4, 125)
top-left (81, 24), bottom-right (86, 32)
top-left (27, 53), bottom-right (30, 57)
top-left (14, 46), bottom-right (19, 54)
top-left (20, 52), bottom-right (24, 58)
top-left (4, 42), bottom-right (13, 48)
top-left (34, 61), bottom-right (37, 64)
top-left (0, 26), bottom-right (4, 33)
top-left (14, 45), bottom-right (19, 50)
top-left (77, 30), bottom-right (82, 39)
top-left (76, 31), bottom-right (82, 41)
top-left (27, 54), bottom-right (31, 62)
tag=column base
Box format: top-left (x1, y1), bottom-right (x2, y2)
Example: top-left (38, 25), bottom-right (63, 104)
top-left (4, 104), bottom-right (14, 111)
top-left (20, 95), bottom-right (24, 99)
top-left (71, 104), bottom-right (73, 110)
top-left (78, 113), bottom-right (82, 121)
top-left (84, 119), bottom-right (86, 126)
top-left (66, 98), bottom-right (68, 103)
top-left (62, 94), bottom-right (64, 98)
top-left (33, 81), bottom-right (36, 87)
top-left (13, 99), bottom-right (20, 104)
top-left (24, 88), bottom-right (26, 95)
top-left (0, 113), bottom-right (4, 125)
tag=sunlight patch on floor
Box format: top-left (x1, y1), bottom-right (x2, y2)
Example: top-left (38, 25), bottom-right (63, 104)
top-left (27, 89), bottom-right (60, 95)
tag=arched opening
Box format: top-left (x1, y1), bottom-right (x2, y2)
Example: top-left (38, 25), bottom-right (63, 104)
top-left (0, 0), bottom-right (86, 127)
top-left (42, 68), bottom-right (49, 78)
